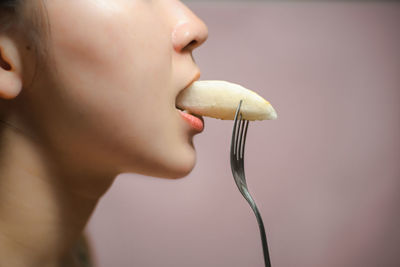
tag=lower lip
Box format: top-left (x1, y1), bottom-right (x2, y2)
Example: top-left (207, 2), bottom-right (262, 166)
top-left (178, 110), bottom-right (204, 133)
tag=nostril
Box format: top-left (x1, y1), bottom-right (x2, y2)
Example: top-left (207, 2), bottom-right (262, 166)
top-left (0, 60), bottom-right (11, 71)
top-left (172, 18), bottom-right (208, 53)
top-left (188, 40), bottom-right (197, 47)
top-left (183, 40), bottom-right (198, 51)
top-left (0, 53), bottom-right (12, 71)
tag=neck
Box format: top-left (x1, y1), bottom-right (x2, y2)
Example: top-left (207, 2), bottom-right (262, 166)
top-left (0, 123), bottom-right (116, 267)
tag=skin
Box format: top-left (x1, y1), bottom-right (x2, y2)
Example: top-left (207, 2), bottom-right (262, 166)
top-left (0, 0), bottom-right (208, 266)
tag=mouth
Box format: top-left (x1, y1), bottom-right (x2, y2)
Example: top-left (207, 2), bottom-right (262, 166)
top-left (176, 108), bottom-right (204, 132)
top-left (175, 72), bottom-right (200, 107)
top-left (175, 73), bottom-right (204, 132)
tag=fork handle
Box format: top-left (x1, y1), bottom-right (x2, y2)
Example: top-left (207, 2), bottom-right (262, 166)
top-left (241, 187), bottom-right (272, 267)
top-left (252, 203), bottom-right (272, 267)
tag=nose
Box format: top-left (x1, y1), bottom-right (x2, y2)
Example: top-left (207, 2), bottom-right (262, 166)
top-left (171, 4), bottom-right (208, 53)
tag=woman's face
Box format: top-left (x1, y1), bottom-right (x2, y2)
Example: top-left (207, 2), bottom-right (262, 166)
top-left (21, 0), bottom-right (208, 178)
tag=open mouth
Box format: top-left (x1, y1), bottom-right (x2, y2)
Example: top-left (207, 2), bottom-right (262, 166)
top-left (175, 106), bottom-right (193, 113)
top-left (175, 72), bottom-right (203, 132)
top-left (175, 106), bottom-right (184, 112)
top-left (175, 106), bottom-right (204, 132)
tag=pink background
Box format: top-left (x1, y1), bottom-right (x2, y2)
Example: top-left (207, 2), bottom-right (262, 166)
top-left (85, 2), bottom-right (400, 267)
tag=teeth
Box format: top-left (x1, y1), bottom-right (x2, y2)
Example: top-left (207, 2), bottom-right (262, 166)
top-left (177, 107), bottom-right (199, 117)
top-left (176, 106), bottom-right (189, 113)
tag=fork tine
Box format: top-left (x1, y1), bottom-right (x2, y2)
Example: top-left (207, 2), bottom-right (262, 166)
top-left (240, 120), bottom-right (249, 159)
top-left (233, 100), bottom-right (243, 121)
top-left (231, 100), bottom-right (243, 156)
top-left (235, 113), bottom-right (243, 160)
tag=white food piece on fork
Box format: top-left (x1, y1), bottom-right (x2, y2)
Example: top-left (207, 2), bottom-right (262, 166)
top-left (176, 80), bottom-right (277, 121)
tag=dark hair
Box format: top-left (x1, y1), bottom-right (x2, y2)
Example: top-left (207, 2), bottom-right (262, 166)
top-left (0, 0), bottom-right (17, 7)
top-left (0, 0), bottom-right (19, 30)
top-left (1, 0), bottom-right (49, 50)
top-left (1, 0), bottom-right (50, 80)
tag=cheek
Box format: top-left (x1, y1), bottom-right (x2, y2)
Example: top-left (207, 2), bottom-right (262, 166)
top-left (48, 1), bottom-right (173, 129)
top-left (41, 2), bottom-right (196, 176)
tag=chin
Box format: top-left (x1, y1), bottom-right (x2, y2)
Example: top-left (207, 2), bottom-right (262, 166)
top-left (121, 144), bottom-right (197, 179)
top-left (157, 146), bottom-right (197, 179)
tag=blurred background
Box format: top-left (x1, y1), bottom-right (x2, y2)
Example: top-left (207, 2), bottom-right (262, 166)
top-left (85, 1), bottom-right (400, 266)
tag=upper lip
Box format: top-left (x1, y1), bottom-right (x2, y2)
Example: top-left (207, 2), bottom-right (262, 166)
top-left (175, 71), bottom-right (201, 109)
top-left (185, 71), bottom-right (201, 91)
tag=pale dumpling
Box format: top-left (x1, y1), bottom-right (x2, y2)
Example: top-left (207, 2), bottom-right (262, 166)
top-left (176, 80), bottom-right (277, 121)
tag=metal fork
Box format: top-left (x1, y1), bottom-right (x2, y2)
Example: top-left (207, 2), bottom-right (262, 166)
top-left (230, 100), bottom-right (272, 267)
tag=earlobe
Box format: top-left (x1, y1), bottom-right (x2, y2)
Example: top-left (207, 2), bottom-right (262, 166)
top-left (0, 36), bottom-right (23, 99)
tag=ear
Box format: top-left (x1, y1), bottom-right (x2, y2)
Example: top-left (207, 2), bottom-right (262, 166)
top-left (0, 35), bottom-right (23, 99)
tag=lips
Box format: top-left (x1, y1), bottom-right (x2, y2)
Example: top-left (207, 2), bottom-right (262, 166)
top-left (176, 108), bottom-right (204, 132)
top-left (175, 72), bottom-right (204, 132)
